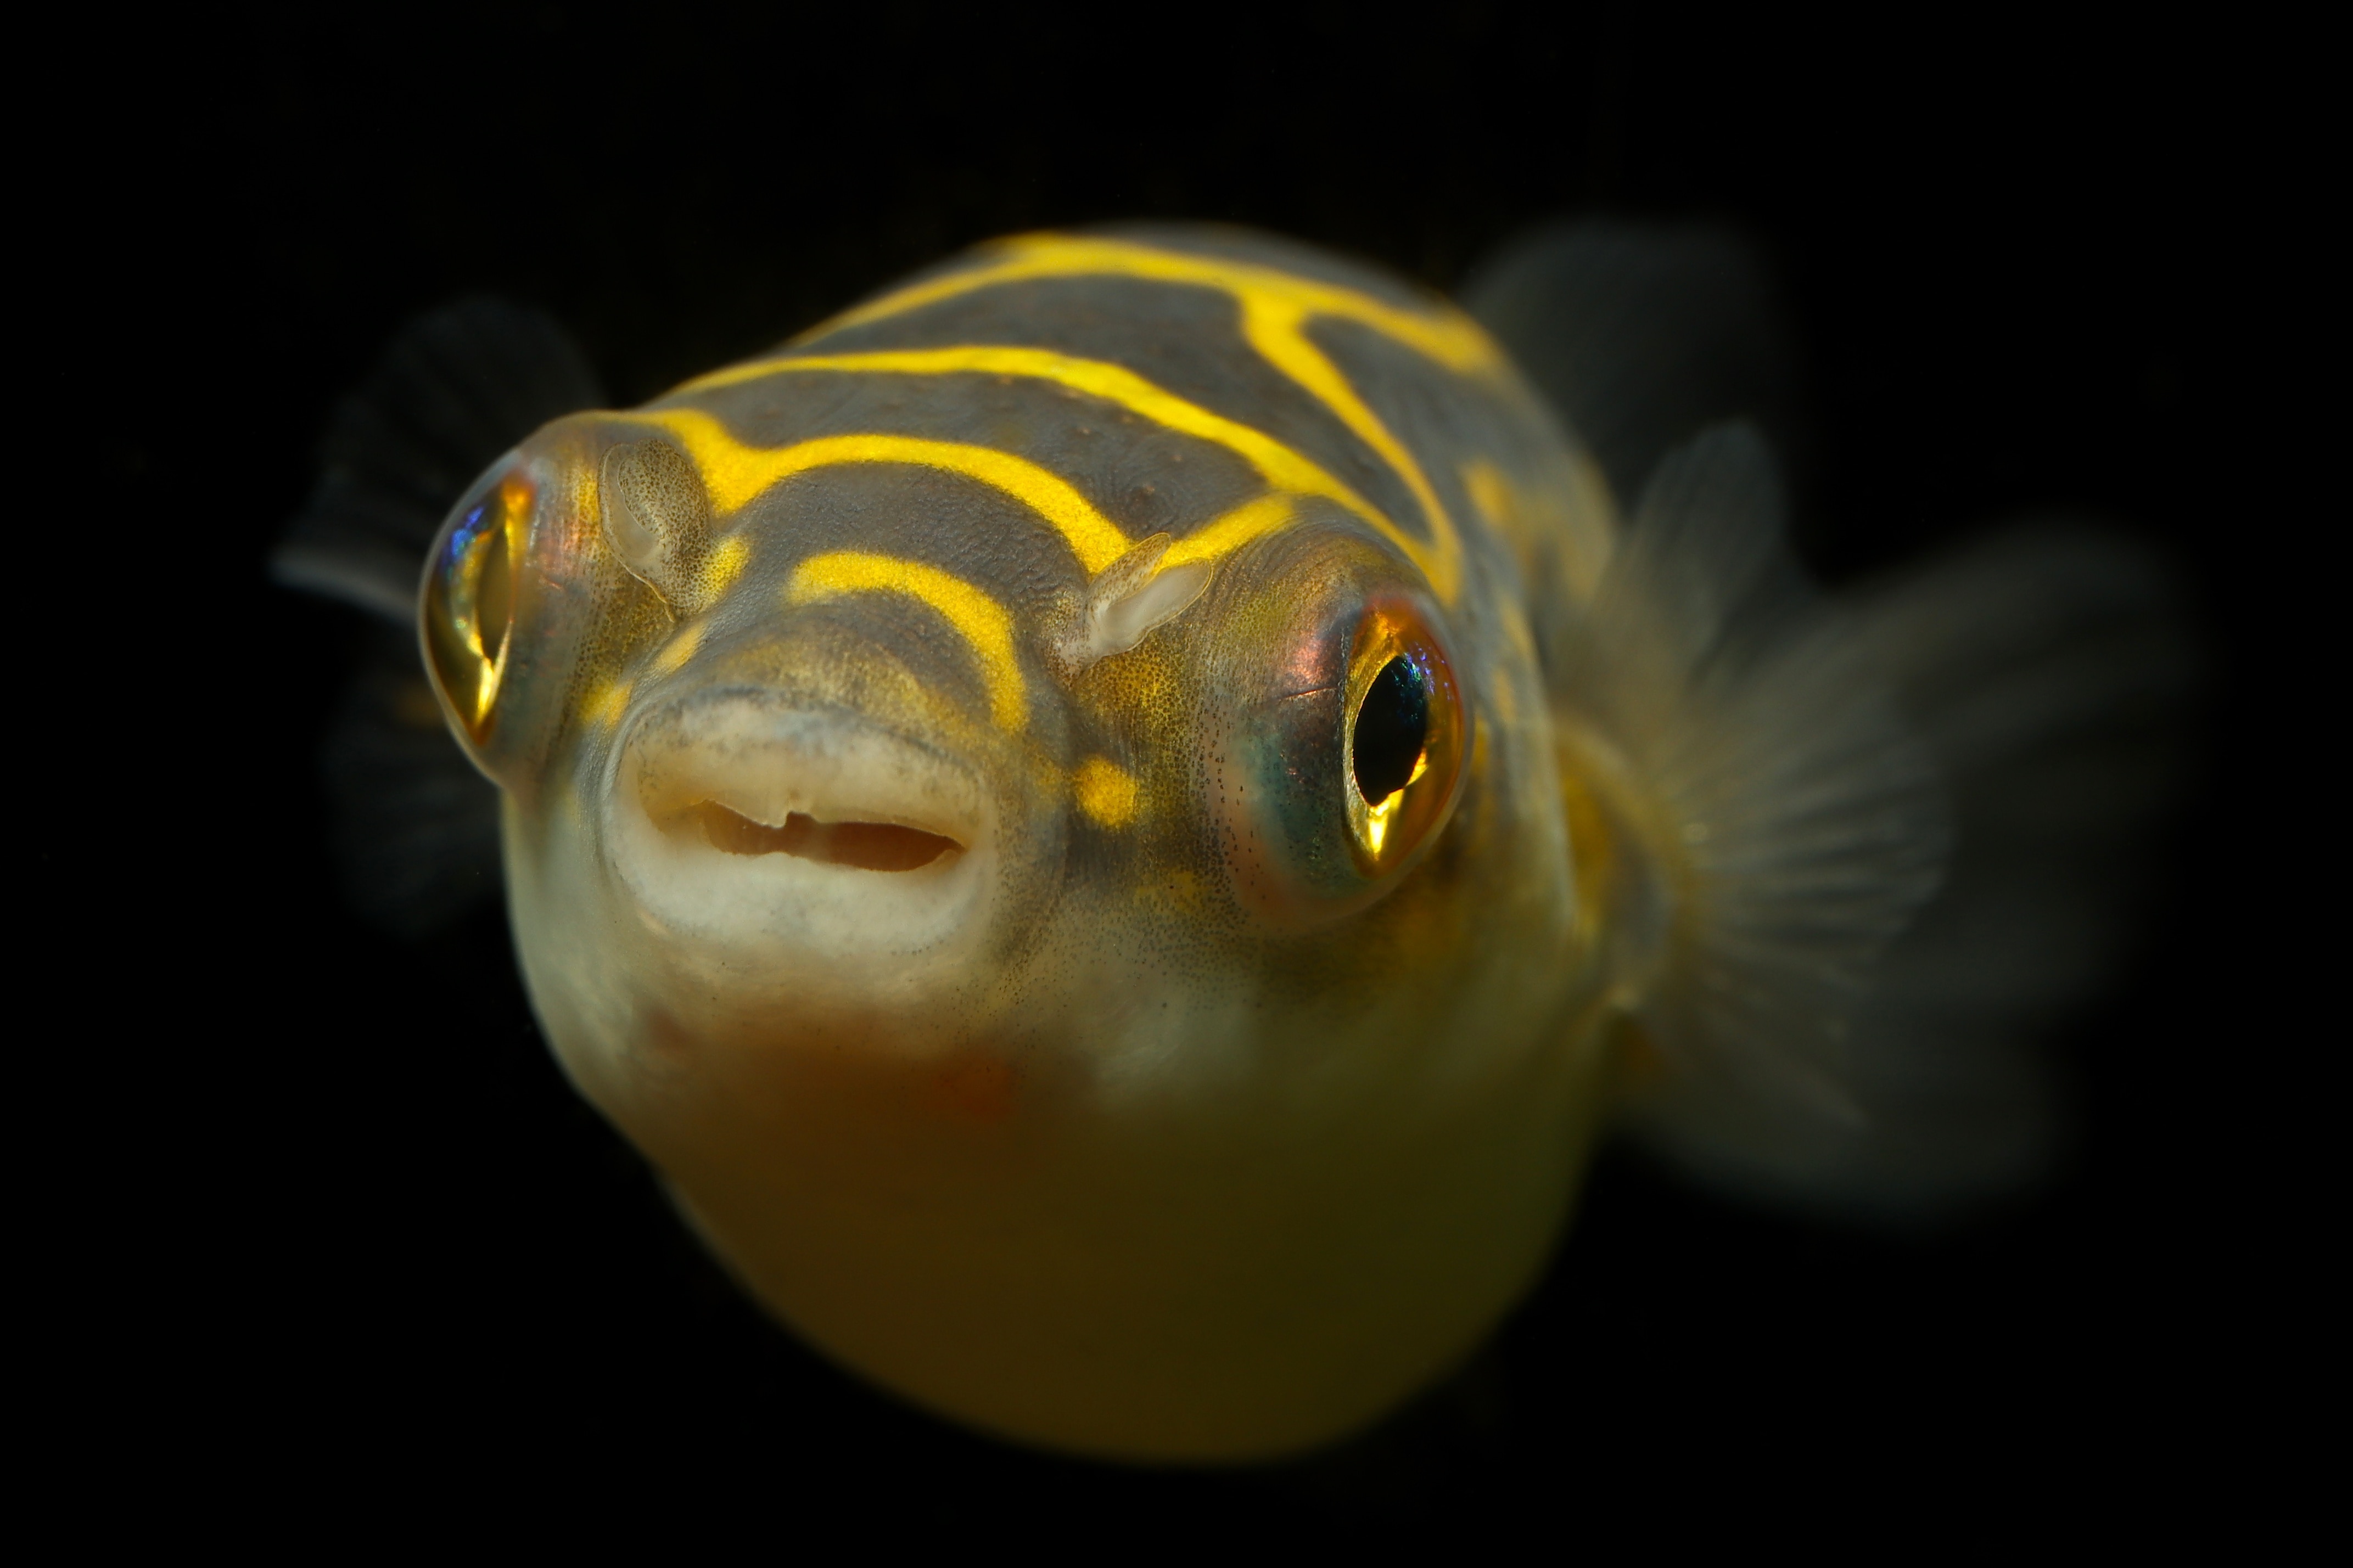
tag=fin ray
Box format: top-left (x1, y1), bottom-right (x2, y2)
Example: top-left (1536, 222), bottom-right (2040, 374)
top-left (1567, 428), bottom-right (2198, 1217)
top-left (274, 298), bottom-right (601, 933)
top-left (1558, 426), bottom-right (1950, 1196)
top-left (272, 297), bottom-right (603, 623)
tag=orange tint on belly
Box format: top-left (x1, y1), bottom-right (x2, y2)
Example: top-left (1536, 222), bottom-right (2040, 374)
top-left (926, 1055), bottom-right (1020, 1123)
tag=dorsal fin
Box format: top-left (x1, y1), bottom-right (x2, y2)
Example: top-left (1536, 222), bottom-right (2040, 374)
top-left (1459, 220), bottom-right (1807, 513)
top-left (271, 297), bottom-right (603, 621)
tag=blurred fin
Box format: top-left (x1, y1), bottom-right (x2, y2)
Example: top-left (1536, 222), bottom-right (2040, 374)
top-left (1576, 430), bottom-right (2199, 1218)
top-left (322, 626), bottom-right (508, 939)
top-left (1757, 522), bottom-right (2199, 1213)
top-left (1459, 220), bottom-right (1807, 513)
top-left (271, 297), bottom-right (603, 623)
top-left (275, 298), bottom-right (601, 934)
top-left (1558, 425), bottom-right (1950, 1178)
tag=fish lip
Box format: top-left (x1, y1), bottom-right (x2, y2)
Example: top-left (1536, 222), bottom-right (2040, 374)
top-left (621, 685), bottom-right (989, 853)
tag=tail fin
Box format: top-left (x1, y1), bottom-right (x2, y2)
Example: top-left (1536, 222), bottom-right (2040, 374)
top-left (1561, 428), bottom-right (2197, 1220)
top-left (1458, 219), bottom-right (1807, 512)
top-left (273, 298), bottom-right (602, 935)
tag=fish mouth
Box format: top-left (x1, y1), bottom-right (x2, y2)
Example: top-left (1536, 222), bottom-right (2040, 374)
top-left (607, 692), bottom-right (996, 975)
top-left (687, 801), bottom-right (962, 873)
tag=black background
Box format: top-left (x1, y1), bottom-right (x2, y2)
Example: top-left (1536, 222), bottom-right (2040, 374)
top-left (64, 2), bottom-right (2316, 1538)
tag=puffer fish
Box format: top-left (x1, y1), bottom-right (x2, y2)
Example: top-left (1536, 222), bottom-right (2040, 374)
top-left (274, 224), bottom-right (2188, 1462)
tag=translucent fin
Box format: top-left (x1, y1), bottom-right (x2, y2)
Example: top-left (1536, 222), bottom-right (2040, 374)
top-left (321, 626), bottom-right (508, 938)
top-left (1459, 220), bottom-right (1806, 512)
top-left (271, 297), bottom-right (603, 623)
top-left (1761, 522), bottom-right (2199, 1213)
top-left (1570, 428), bottom-right (2198, 1219)
top-left (1558, 425), bottom-right (1949, 1153)
top-left (274, 299), bottom-right (600, 934)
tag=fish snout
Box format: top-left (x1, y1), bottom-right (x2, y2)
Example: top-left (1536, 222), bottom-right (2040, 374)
top-left (605, 692), bottom-right (999, 981)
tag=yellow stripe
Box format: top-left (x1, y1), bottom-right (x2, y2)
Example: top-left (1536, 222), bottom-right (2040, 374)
top-left (1237, 296), bottom-right (1463, 602)
top-left (786, 550), bottom-right (1027, 730)
top-left (820, 235), bottom-right (1502, 376)
top-left (680, 346), bottom-right (1364, 508)
top-left (621, 410), bottom-right (1132, 574)
top-left (676, 345), bottom-right (1446, 576)
top-left (800, 234), bottom-right (1472, 602)
top-left (1161, 493), bottom-right (1296, 568)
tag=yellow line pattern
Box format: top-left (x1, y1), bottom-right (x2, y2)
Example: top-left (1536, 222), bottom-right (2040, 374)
top-left (673, 345), bottom-right (1446, 584)
top-left (799, 234), bottom-right (1498, 602)
top-left (786, 550), bottom-right (1028, 730)
top-left (819, 235), bottom-right (1500, 376)
top-left (1162, 493), bottom-right (1296, 568)
top-left (621, 409), bottom-right (1133, 574)
top-left (1232, 294), bottom-right (1464, 602)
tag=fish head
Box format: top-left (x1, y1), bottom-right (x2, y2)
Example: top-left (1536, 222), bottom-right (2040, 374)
top-left (417, 400), bottom-right (1584, 1457)
top-left (422, 409), bottom-right (1571, 1091)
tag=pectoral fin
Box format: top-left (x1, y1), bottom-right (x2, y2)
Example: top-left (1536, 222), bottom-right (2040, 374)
top-left (272, 297), bottom-right (603, 935)
top-left (1557, 424), bottom-right (2196, 1219)
top-left (270, 297), bottom-right (603, 623)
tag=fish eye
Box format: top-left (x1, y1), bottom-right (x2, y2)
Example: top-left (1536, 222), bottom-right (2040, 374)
top-left (423, 465), bottom-right (534, 752)
top-left (1340, 601), bottom-right (1465, 878)
top-left (1218, 586), bottom-right (1470, 924)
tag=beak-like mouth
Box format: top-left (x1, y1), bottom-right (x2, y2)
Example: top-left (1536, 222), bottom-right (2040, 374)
top-left (607, 694), bottom-right (996, 972)
top-left (628, 696), bottom-right (987, 870)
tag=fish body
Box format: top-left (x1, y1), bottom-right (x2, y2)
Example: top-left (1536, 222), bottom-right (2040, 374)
top-left (282, 224), bottom-right (2188, 1462)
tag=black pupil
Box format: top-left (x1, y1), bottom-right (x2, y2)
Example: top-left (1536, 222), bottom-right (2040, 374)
top-left (1353, 655), bottom-right (1429, 802)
